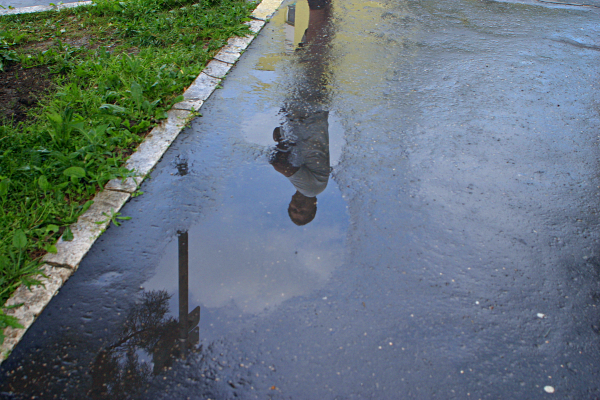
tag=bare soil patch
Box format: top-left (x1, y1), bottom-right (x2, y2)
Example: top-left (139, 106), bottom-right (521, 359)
top-left (0, 63), bottom-right (54, 123)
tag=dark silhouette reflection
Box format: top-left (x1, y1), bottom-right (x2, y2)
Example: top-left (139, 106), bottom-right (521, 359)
top-left (175, 158), bottom-right (188, 176)
top-left (270, 0), bottom-right (333, 226)
top-left (89, 231), bottom-right (199, 399)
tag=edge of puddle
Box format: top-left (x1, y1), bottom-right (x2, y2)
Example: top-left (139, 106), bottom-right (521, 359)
top-left (0, 0), bottom-right (282, 363)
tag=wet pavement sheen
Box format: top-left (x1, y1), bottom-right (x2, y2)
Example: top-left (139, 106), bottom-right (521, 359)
top-left (2, 0), bottom-right (600, 398)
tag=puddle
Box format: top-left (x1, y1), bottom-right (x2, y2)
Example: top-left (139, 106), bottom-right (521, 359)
top-left (88, 1), bottom-right (353, 392)
top-left (2, 0), bottom-right (600, 398)
top-left (143, 171), bottom-right (349, 339)
top-left (142, 0), bottom-right (351, 344)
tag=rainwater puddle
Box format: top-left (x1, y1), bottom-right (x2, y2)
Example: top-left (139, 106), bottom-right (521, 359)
top-left (142, 169), bottom-right (349, 342)
top-left (2, 0), bottom-right (600, 398)
top-left (140, 0), bottom-right (351, 344)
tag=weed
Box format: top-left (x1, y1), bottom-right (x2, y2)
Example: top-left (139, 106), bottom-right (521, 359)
top-left (95, 207), bottom-right (131, 227)
top-left (183, 109), bottom-right (202, 127)
top-left (0, 30), bottom-right (25, 71)
top-left (0, 306), bottom-right (24, 345)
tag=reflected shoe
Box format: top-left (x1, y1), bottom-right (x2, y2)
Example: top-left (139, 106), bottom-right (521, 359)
top-left (273, 126), bottom-right (295, 151)
top-left (273, 126), bottom-right (283, 142)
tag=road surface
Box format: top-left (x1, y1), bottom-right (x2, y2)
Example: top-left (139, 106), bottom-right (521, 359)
top-left (1, 0), bottom-right (600, 398)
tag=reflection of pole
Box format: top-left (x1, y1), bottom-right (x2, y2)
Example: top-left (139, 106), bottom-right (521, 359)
top-left (178, 231), bottom-right (189, 358)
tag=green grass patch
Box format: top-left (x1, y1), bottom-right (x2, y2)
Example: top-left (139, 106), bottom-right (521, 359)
top-left (0, 0), bottom-right (256, 341)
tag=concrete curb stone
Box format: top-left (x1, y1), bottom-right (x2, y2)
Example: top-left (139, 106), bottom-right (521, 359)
top-left (0, 0), bottom-right (281, 362)
top-left (1, 265), bottom-right (73, 358)
top-left (172, 99), bottom-right (204, 112)
top-left (202, 59), bottom-right (232, 79)
top-left (41, 221), bottom-right (105, 269)
top-left (42, 190), bottom-right (131, 268)
top-left (251, 0), bottom-right (282, 20)
top-left (183, 73), bottom-right (221, 102)
top-left (104, 109), bottom-right (191, 192)
top-left (214, 34), bottom-right (255, 64)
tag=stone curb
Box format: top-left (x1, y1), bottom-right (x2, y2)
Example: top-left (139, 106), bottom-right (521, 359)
top-left (0, 0), bottom-right (282, 362)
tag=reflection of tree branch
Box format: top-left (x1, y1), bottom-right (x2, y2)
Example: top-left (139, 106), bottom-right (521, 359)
top-left (90, 347), bottom-right (152, 399)
top-left (88, 290), bottom-right (177, 399)
top-left (104, 326), bottom-right (153, 352)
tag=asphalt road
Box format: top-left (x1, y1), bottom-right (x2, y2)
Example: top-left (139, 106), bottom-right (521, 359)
top-left (1, 0), bottom-right (600, 398)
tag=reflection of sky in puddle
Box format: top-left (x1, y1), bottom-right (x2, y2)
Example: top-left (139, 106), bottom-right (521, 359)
top-left (143, 0), bottom-right (349, 335)
top-left (241, 107), bottom-right (345, 167)
top-left (142, 163), bottom-right (348, 322)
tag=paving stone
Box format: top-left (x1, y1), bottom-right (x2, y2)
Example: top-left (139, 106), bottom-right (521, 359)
top-left (118, 109), bottom-right (192, 178)
top-left (246, 18), bottom-right (266, 34)
top-left (42, 221), bottom-right (104, 268)
top-left (228, 35), bottom-right (255, 50)
top-left (41, 264), bottom-right (74, 284)
top-left (203, 60), bottom-right (233, 79)
top-left (105, 109), bottom-right (191, 192)
top-left (78, 190), bottom-right (131, 225)
top-left (104, 177), bottom-right (142, 193)
top-left (214, 46), bottom-right (242, 65)
top-left (251, 0), bottom-right (284, 20)
top-left (0, 265), bottom-right (72, 361)
top-left (183, 73), bottom-right (221, 101)
top-left (172, 99), bottom-right (204, 111)
top-left (214, 35), bottom-right (257, 65)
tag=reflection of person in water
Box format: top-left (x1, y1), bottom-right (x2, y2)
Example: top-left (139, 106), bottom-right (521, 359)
top-left (270, 0), bottom-right (333, 226)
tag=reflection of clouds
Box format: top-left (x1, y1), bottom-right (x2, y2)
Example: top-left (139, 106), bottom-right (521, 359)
top-left (240, 107), bottom-right (345, 167)
top-left (143, 168), bottom-right (347, 315)
top-left (241, 107), bottom-right (283, 147)
top-left (186, 218), bottom-right (344, 314)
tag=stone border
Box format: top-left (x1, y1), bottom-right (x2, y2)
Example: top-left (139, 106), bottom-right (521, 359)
top-left (0, 1), bottom-right (282, 362)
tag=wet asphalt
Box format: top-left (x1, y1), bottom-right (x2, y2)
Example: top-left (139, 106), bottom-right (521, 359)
top-left (2, 0), bottom-right (600, 398)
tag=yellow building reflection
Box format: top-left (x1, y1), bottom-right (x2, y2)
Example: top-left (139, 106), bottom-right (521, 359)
top-left (256, 0), bottom-right (311, 71)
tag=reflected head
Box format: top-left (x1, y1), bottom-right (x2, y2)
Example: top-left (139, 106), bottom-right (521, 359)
top-left (288, 192), bottom-right (317, 226)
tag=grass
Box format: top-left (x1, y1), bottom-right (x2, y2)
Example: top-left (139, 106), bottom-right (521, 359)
top-left (0, 0), bottom-right (256, 342)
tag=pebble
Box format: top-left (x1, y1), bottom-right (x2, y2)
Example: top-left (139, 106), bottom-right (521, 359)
top-left (544, 386), bottom-right (555, 393)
